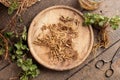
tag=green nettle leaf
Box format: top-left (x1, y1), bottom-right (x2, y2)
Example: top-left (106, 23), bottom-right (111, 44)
top-left (29, 65), bottom-right (37, 71)
top-left (21, 45), bottom-right (28, 50)
top-left (4, 32), bottom-right (14, 38)
top-left (16, 50), bottom-right (23, 55)
top-left (20, 75), bottom-right (28, 80)
top-left (110, 16), bottom-right (120, 30)
top-left (8, 1), bottom-right (19, 15)
top-left (17, 59), bottom-right (23, 67)
top-left (26, 59), bottom-right (32, 65)
top-left (11, 55), bottom-right (16, 60)
top-left (21, 65), bottom-right (28, 71)
top-left (0, 49), bottom-right (4, 55)
top-left (15, 42), bottom-right (22, 50)
top-left (31, 70), bottom-right (38, 78)
top-left (22, 27), bottom-right (27, 41)
top-left (98, 21), bottom-right (104, 26)
top-left (90, 19), bottom-right (94, 24)
top-left (36, 69), bottom-right (40, 76)
top-left (111, 24), bottom-right (119, 30)
top-left (34, 69), bottom-right (40, 77)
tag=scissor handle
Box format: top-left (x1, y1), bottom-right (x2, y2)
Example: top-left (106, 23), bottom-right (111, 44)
top-left (105, 69), bottom-right (114, 78)
top-left (95, 60), bottom-right (105, 69)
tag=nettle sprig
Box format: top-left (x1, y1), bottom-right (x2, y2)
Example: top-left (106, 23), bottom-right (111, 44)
top-left (10, 27), bottom-right (40, 80)
top-left (83, 13), bottom-right (120, 51)
top-left (83, 13), bottom-right (120, 30)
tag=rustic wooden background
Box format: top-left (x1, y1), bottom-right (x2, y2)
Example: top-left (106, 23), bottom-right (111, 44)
top-left (0, 0), bottom-right (120, 80)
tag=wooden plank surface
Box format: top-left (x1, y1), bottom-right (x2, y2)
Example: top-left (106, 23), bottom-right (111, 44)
top-left (0, 0), bottom-right (120, 80)
top-left (68, 40), bottom-right (120, 80)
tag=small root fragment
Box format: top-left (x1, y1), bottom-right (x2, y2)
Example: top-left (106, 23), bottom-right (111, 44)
top-left (92, 25), bottom-right (109, 54)
top-left (0, 32), bottom-right (9, 60)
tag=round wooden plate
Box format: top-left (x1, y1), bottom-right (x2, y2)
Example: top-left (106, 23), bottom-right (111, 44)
top-left (28, 5), bottom-right (94, 71)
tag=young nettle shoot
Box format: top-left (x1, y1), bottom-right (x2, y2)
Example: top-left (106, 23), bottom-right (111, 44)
top-left (10, 27), bottom-right (40, 80)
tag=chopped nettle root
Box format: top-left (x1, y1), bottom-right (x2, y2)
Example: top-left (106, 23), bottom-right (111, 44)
top-left (33, 16), bottom-right (80, 64)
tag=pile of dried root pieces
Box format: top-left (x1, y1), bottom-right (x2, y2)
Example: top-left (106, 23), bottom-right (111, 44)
top-left (34, 16), bottom-right (79, 64)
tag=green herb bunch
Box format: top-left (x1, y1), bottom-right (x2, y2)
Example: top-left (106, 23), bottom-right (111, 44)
top-left (10, 27), bottom-right (40, 80)
top-left (83, 13), bottom-right (120, 50)
top-left (83, 13), bottom-right (120, 30)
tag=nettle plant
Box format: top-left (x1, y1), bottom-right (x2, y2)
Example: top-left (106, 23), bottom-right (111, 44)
top-left (0, 27), bottom-right (40, 80)
top-left (0, 1), bottom-right (41, 80)
top-left (83, 13), bottom-right (120, 50)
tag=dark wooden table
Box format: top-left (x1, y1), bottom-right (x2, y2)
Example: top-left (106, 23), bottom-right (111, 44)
top-left (0, 0), bottom-right (120, 80)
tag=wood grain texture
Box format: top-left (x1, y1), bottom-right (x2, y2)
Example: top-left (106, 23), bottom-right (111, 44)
top-left (0, 0), bottom-right (120, 80)
top-left (68, 39), bottom-right (120, 80)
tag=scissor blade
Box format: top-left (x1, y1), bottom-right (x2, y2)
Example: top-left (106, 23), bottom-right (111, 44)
top-left (112, 47), bottom-right (120, 62)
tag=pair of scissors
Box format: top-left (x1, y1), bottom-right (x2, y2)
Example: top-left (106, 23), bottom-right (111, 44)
top-left (95, 47), bottom-right (120, 78)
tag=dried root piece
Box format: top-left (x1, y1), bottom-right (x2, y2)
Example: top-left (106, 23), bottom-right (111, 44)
top-left (0, 32), bottom-right (9, 60)
top-left (0, 0), bottom-right (10, 7)
top-left (92, 30), bottom-right (108, 49)
top-left (92, 26), bottom-right (109, 53)
top-left (98, 29), bottom-right (109, 48)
